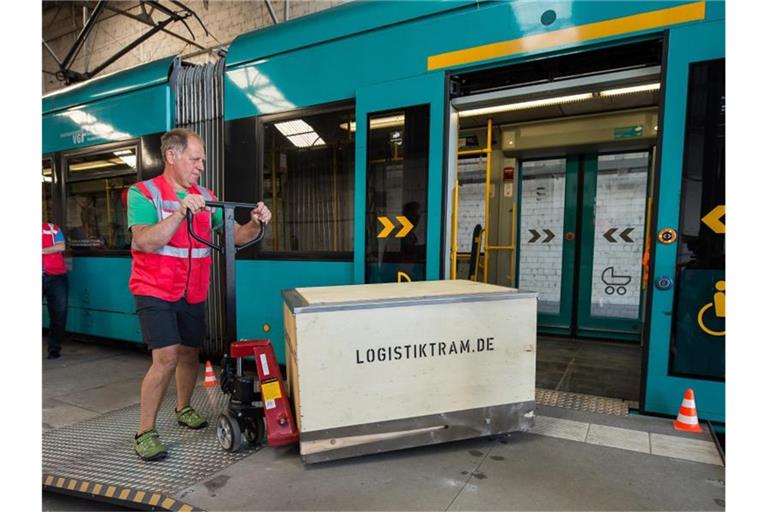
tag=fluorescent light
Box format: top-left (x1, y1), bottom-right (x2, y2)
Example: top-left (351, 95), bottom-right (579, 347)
top-left (459, 93), bottom-right (594, 118)
top-left (599, 83), bottom-right (660, 97)
top-left (341, 114), bottom-right (404, 132)
top-left (275, 119), bottom-right (325, 148)
top-left (69, 159), bottom-right (122, 172)
top-left (118, 155), bottom-right (137, 168)
top-left (42, 175), bottom-right (52, 183)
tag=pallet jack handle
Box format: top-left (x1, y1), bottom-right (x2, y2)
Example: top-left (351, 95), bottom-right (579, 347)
top-left (186, 200), bottom-right (266, 347)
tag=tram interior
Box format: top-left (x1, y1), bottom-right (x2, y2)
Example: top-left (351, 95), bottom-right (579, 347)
top-left (452, 41), bottom-right (662, 405)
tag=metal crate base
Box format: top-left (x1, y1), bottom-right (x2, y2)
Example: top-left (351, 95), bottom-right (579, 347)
top-left (43, 389), bottom-right (258, 511)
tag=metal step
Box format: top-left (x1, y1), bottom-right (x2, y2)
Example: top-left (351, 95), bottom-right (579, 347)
top-left (536, 388), bottom-right (637, 416)
top-left (43, 390), bottom-right (257, 511)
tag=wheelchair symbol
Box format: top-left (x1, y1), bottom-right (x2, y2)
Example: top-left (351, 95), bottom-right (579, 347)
top-left (697, 280), bottom-right (725, 337)
top-left (601, 267), bottom-right (632, 295)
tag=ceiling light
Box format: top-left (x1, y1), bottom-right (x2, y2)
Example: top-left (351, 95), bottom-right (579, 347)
top-left (275, 119), bottom-right (325, 148)
top-left (458, 93), bottom-right (594, 118)
top-left (599, 83), bottom-right (660, 97)
top-left (69, 159), bottom-right (123, 172)
top-left (341, 114), bottom-right (404, 132)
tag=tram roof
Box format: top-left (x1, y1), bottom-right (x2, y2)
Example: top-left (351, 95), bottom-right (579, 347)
top-left (225, 0), bottom-right (477, 69)
top-left (42, 55), bottom-right (177, 115)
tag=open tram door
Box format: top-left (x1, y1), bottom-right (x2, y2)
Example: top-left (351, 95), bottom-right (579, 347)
top-left (354, 73), bottom-right (447, 285)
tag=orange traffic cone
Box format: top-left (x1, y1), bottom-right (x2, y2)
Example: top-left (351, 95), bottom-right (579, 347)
top-left (203, 360), bottom-right (218, 389)
top-left (673, 388), bottom-right (703, 433)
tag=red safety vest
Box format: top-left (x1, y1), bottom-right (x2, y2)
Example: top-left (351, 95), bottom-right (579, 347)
top-left (128, 176), bottom-right (215, 304)
top-left (42, 222), bottom-right (67, 275)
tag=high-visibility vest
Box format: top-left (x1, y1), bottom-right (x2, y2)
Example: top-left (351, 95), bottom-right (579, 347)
top-left (128, 176), bottom-right (215, 304)
top-left (42, 222), bottom-right (67, 276)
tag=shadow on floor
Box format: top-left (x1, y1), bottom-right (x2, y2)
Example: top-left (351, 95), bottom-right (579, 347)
top-left (535, 336), bottom-right (641, 402)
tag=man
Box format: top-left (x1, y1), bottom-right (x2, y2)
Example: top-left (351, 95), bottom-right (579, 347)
top-left (127, 128), bottom-right (271, 461)
top-left (42, 221), bottom-right (68, 359)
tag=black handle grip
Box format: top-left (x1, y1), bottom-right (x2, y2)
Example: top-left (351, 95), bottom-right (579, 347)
top-left (185, 201), bottom-right (266, 254)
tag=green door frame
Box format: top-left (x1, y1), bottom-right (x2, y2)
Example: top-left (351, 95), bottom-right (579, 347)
top-left (354, 73), bottom-right (447, 284)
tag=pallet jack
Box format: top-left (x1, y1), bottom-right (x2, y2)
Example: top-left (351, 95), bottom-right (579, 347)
top-left (187, 201), bottom-right (299, 452)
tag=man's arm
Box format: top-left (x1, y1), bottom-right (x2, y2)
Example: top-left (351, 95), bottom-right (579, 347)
top-left (42, 242), bottom-right (66, 254)
top-left (132, 194), bottom-right (207, 252)
top-left (234, 201), bottom-right (271, 246)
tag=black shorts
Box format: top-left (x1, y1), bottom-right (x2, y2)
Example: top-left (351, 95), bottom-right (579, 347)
top-left (134, 295), bottom-right (206, 350)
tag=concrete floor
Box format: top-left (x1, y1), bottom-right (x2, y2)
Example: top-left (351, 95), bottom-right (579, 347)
top-left (42, 337), bottom-right (723, 511)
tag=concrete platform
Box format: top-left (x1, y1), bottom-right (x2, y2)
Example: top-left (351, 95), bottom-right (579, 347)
top-left (42, 339), bottom-right (725, 511)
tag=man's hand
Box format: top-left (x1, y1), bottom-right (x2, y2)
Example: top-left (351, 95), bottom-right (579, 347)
top-left (178, 194), bottom-right (207, 218)
top-left (179, 194), bottom-right (205, 218)
top-left (235, 201), bottom-right (271, 246)
top-left (249, 201), bottom-right (272, 226)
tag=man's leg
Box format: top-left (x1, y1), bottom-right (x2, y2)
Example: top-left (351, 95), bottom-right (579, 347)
top-left (45, 275), bottom-right (68, 355)
top-left (138, 345), bottom-right (180, 434)
top-left (175, 345), bottom-right (200, 411)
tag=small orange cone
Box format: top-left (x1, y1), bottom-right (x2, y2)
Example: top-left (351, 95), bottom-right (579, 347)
top-left (203, 360), bottom-right (218, 389)
top-left (673, 388), bottom-right (703, 433)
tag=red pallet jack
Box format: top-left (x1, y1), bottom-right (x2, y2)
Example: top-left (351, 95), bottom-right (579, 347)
top-left (188, 201), bottom-right (299, 452)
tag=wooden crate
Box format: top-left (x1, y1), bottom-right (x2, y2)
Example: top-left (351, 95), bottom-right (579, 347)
top-left (282, 279), bottom-right (537, 463)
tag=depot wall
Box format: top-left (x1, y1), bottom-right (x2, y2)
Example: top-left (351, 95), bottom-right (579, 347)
top-left (42, 0), bottom-right (346, 94)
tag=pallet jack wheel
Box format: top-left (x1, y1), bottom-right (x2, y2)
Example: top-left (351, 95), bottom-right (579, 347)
top-left (243, 417), bottom-right (266, 445)
top-left (216, 413), bottom-right (244, 452)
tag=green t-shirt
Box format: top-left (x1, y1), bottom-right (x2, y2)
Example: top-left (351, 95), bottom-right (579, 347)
top-left (127, 186), bottom-right (223, 229)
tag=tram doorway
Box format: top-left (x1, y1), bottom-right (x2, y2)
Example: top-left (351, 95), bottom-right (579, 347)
top-left (452, 111), bottom-right (656, 343)
top-left (448, 46), bottom-right (662, 401)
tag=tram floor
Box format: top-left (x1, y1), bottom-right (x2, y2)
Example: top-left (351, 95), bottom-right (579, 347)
top-left (535, 336), bottom-right (642, 404)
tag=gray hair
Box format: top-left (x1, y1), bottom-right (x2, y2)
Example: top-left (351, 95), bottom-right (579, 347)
top-left (160, 128), bottom-right (203, 163)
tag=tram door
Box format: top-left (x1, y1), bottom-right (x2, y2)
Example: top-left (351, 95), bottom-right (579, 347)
top-left (517, 151), bottom-right (651, 341)
top-left (355, 73), bottom-right (446, 284)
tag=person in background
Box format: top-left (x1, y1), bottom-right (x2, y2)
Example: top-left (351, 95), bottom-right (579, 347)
top-left (42, 221), bottom-right (68, 359)
top-left (127, 128), bottom-right (271, 461)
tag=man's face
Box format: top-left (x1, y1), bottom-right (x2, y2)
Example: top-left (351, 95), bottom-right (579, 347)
top-left (169, 137), bottom-right (205, 189)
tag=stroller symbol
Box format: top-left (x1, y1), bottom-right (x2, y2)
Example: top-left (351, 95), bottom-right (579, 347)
top-left (601, 266), bottom-right (632, 295)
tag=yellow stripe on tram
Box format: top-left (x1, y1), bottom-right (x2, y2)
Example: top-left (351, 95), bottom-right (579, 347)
top-left (428, 1), bottom-right (705, 71)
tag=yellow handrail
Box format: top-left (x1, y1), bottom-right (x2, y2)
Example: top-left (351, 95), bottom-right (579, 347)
top-left (482, 118), bottom-right (492, 283)
top-left (451, 178), bottom-right (459, 279)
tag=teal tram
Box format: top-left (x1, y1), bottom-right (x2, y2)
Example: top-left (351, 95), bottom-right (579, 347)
top-left (42, 0), bottom-right (725, 427)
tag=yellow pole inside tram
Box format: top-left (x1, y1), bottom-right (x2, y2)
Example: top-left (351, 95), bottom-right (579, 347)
top-left (482, 118), bottom-right (492, 283)
top-left (451, 178), bottom-right (459, 279)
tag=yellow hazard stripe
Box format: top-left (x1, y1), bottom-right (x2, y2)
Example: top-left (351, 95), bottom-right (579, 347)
top-left (427, 1), bottom-right (705, 71)
top-left (42, 473), bottom-right (200, 511)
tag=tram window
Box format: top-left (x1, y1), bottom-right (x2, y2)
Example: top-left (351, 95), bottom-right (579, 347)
top-left (670, 58), bottom-right (725, 380)
top-left (261, 108), bottom-right (355, 257)
top-left (64, 146), bottom-right (138, 252)
top-left (42, 159), bottom-right (53, 222)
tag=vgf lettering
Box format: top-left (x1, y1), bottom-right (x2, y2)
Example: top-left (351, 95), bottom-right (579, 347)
top-left (355, 336), bottom-right (495, 364)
